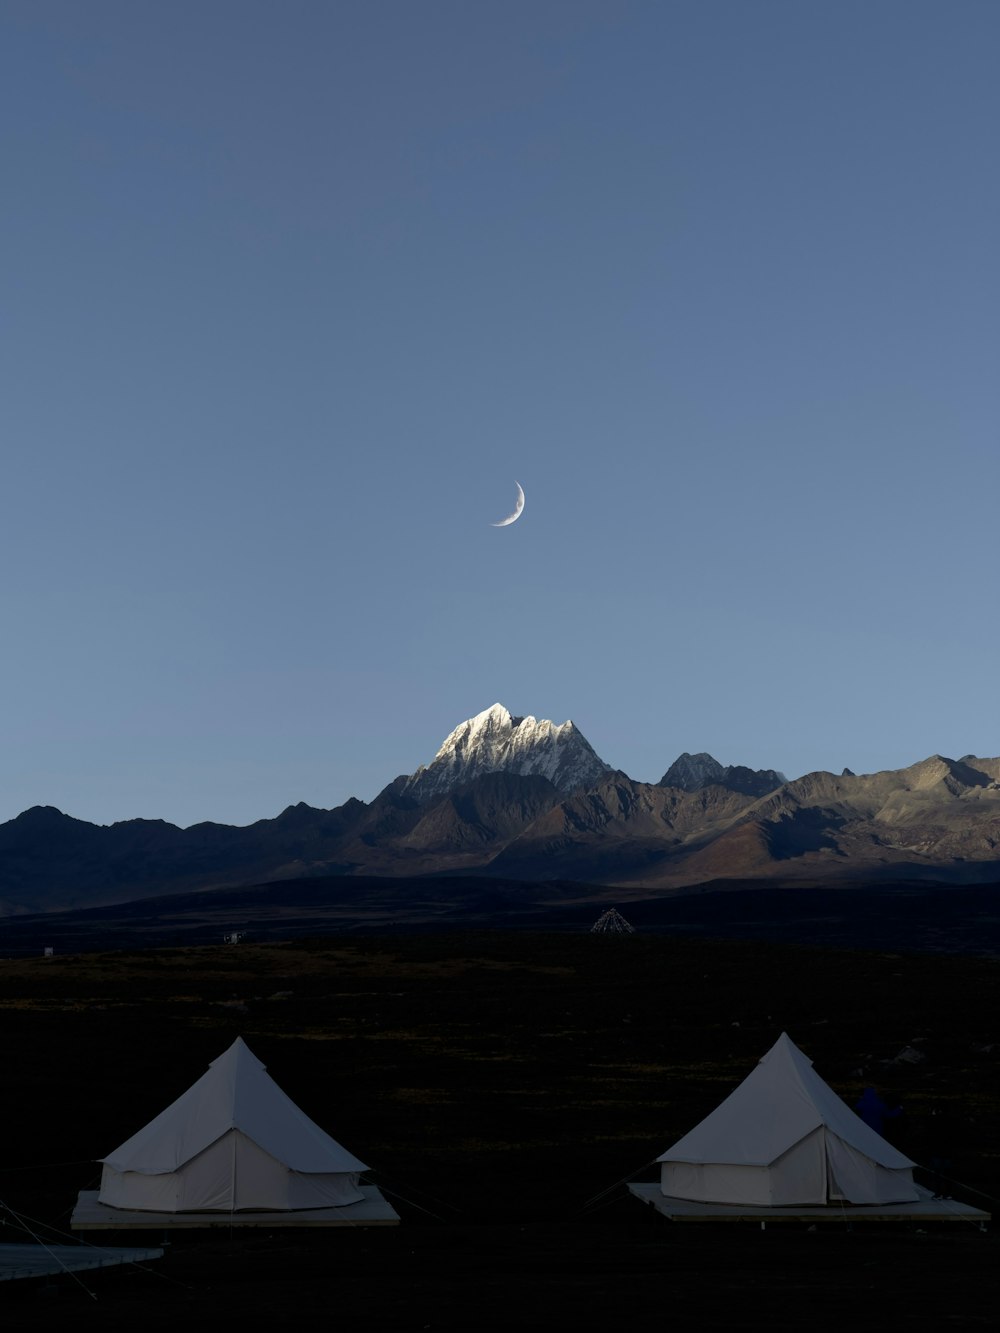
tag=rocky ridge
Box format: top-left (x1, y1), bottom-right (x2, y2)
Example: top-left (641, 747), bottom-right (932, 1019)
top-left (660, 752), bottom-right (787, 799)
top-left (1, 705), bottom-right (999, 916)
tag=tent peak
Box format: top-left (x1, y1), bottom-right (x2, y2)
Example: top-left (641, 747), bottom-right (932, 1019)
top-left (209, 1036), bottom-right (266, 1073)
top-left (759, 1032), bottom-right (814, 1067)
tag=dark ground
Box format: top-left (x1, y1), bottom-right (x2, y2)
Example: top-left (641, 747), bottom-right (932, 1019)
top-left (2, 875), bottom-right (1000, 956)
top-left (1, 930), bottom-right (997, 1328)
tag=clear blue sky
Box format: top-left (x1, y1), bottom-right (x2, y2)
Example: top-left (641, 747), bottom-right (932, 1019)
top-left (2, 1), bottom-right (997, 827)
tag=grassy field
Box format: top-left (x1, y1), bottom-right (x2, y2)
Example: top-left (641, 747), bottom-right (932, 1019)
top-left (1, 931), bottom-right (997, 1327)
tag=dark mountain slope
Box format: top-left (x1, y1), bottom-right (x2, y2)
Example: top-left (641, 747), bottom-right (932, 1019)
top-left (2, 750), bottom-right (1000, 916)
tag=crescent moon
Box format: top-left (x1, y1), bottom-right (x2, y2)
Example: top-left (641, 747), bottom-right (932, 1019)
top-left (492, 481), bottom-right (525, 527)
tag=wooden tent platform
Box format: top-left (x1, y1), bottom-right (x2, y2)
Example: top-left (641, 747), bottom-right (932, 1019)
top-left (0, 1242), bottom-right (163, 1283)
top-left (628, 1181), bottom-right (990, 1225)
top-left (71, 1184), bottom-right (399, 1231)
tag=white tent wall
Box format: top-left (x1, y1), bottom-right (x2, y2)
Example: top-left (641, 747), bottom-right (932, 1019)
top-left (285, 1167), bottom-right (365, 1210)
top-left (99, 1131), bottom-right (365, 1213)
top-left (662, 1127), bottom-right (829, 1206)
top-left (825, 1134), bottom-right (915, 1205)
top-left (99, 1167), bottom-right (184, 1213)
top-left (662, 1163), bottom-right (773, 1207)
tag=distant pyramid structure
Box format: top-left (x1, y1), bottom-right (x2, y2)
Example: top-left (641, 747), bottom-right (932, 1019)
top-left (591, 907), bottom-right (635, 935)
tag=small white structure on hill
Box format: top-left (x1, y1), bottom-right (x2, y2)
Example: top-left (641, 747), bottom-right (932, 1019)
top-left (98, 1037), bottom-right (370, 1213)
top-left (591, 908), bottom-right (635, 935)
top-left (656, 1032), bottom-right (918, 1207)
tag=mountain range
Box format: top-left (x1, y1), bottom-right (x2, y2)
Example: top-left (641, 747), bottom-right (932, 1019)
top-left (1, 702), bottom-right (998, 917)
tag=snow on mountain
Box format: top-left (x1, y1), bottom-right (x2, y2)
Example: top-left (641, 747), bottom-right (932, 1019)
top-left (400, 703), bottom-right (612, 804)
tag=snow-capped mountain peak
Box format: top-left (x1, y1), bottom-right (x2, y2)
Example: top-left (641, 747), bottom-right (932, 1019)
top-left (400, 703), bottom-right (611, 803)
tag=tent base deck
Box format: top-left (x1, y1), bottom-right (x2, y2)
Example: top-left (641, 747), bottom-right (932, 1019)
top-left (0, 1243), bottom-right (163, 1282)
top-left (71, 1185), bottom-right (400, 1230)
top-left (628, 1182), bottom-right (989, 1224)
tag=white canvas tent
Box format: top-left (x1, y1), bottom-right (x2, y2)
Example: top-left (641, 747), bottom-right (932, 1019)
top-left (98, 1038), bottom-right (369, 1213)
top-left (657, 1033), bottom-right (919, 1207)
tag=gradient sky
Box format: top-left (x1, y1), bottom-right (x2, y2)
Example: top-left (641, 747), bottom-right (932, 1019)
top-left (2, 1), bottom-right (997, 828)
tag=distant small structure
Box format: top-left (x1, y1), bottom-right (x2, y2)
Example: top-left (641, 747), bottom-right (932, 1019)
top-left (591, 908), bottom-right (635, 935)
top-left (43, 946), bottom-right (54, 958)
top-left (223, 931), bottom-right (247, 945)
